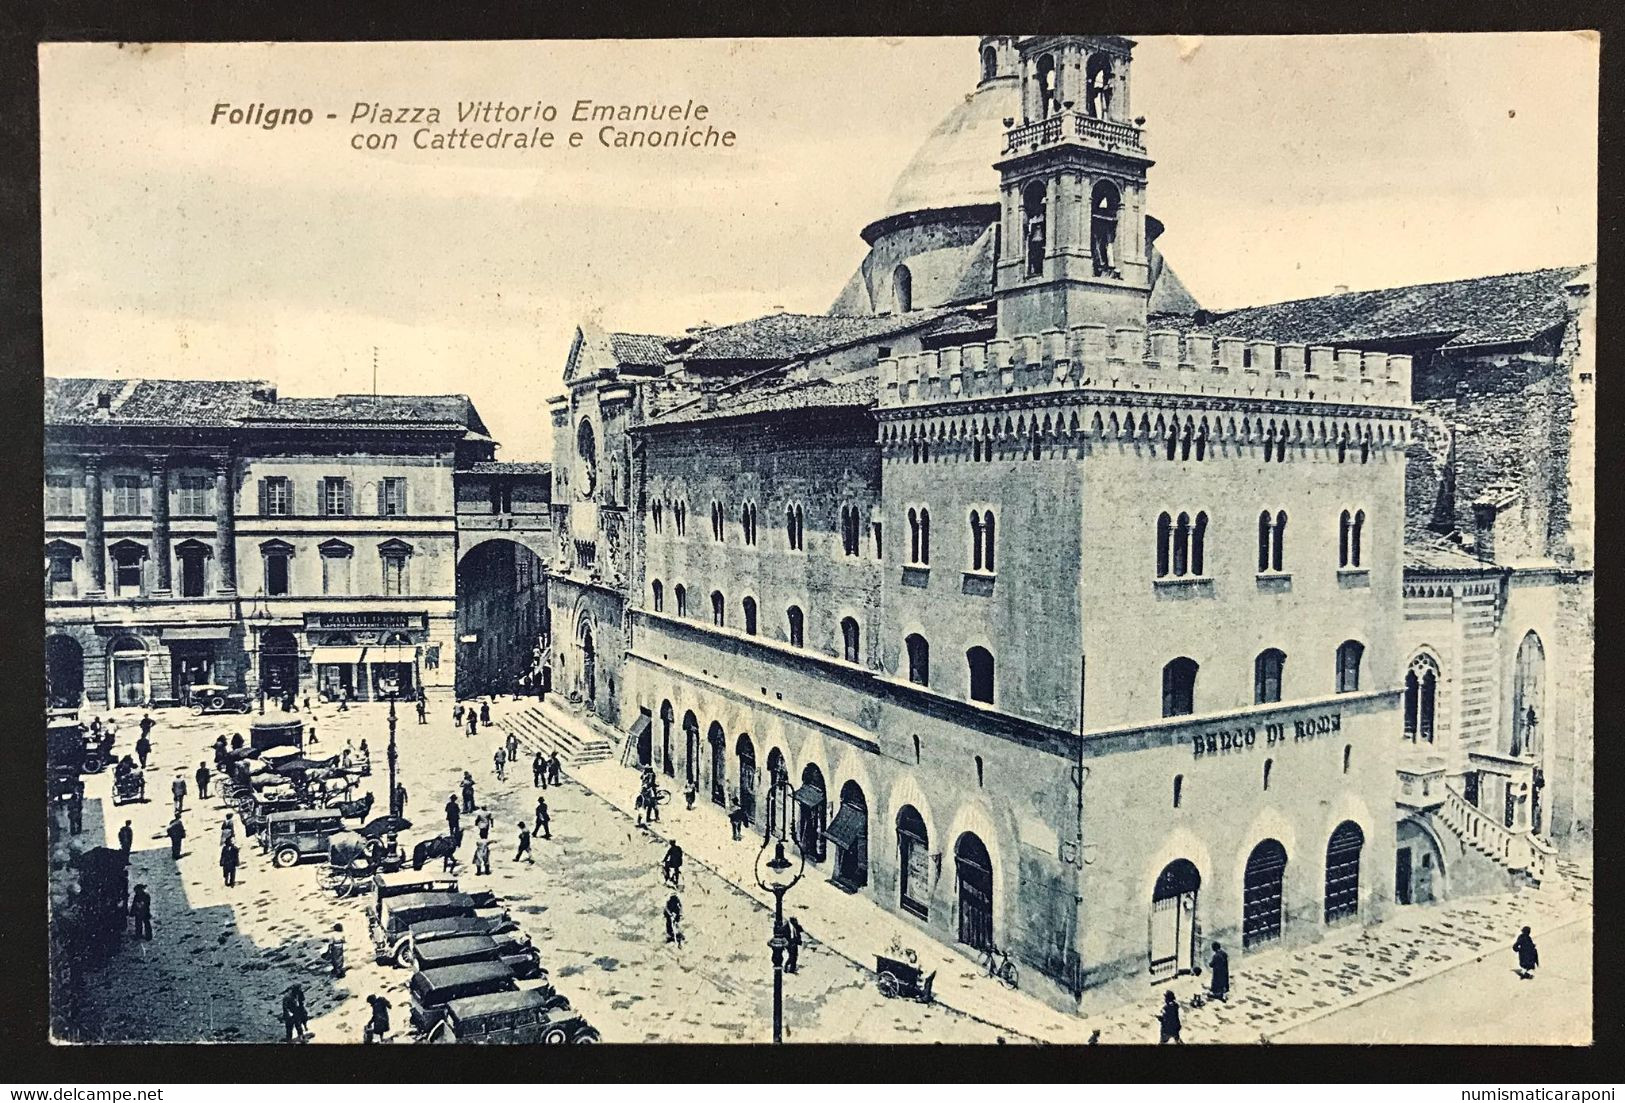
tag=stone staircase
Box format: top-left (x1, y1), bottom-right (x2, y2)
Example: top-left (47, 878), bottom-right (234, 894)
top-left (495, 703), bottom-right (613, 765)
top-left (1434, 783), bottom-right (1557, 892)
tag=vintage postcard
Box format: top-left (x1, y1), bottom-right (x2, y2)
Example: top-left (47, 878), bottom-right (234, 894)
top-left (40, 34), bottom-right (1595, 1047)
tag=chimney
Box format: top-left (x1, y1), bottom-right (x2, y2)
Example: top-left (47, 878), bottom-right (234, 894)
top-left (251, 382), bottom-right (278, 403)
top-left (1472, 500), bottom-right (1498, 563)
top-left (97, 390), bottom-right (113, 410)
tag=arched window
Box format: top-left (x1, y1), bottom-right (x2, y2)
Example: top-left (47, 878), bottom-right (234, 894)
top-left (1405, 654), bottom-right (1438, 741)
top-left (651, 499), bottom-right (664, 533)
top-left (742, 596), bottom-right (757, 636)
top-left (711, 500), bottom-right (724, 542)
top-left (741, 502), bottom-right (757, 546)
top-left (1172, 774), bottom-right (1183, 809)
top-left (660, 701), bottom-right (675, 778)
top-left (651, 579), bottom-right (664, 613)
top-left (1172, 513), bottom-right (1190, 577)
top-left (1351, 510), bottom-right (1365, 568)
top-left (897, 806), bottom-right (930, 918)
top-left (1085, 53), bottom-right (1114, 118)
top-left (1258, 511), bottom-right (1272, 573)
top-left (983, 512), bottom-right (996, 572)
top-left (969, 511), bottom-right (983, 571)
top-left (841, 617), bottom-right (861, 664)
top-left (841, 505), bottom-right (861, 557)
top-left (1162, 657), bottom-right (1198, 717)
top-left (905, 633), bottom-right (930, 686)
top-left (1023, 180), bottom-right (1047, 278)
top-left (1180, 419), bottom-right (1193, 462)
top-left (975, 755), bottom-right (984, 787)
top-left (674, 500), bottom-right (687, 536)
top-left (1254, 649), bottom-right (1285, 705)
top-left (1262, 758), bottom-right (1273, 791)
top-left (1157, 512), bottom-right (1172, 578)
top-left (893, 265), bottom-right (913, 313)
top-left (1273, 511), bottom-right (1287, 571)
top-left (1339, 510), bottom-right (1352, 567)
top-left (1191, 512), bottom-right (1208, 576)
top-left (1511, 632), bottom-right (1545, 758)
top-left (710, 591), bottom-right (725, 627)
top-left (1090, 180), bottom-right (1120, 276)
top-left (1336, 640), bottom-right (1365, 694)
top-left (908, 507), bottom-right (931, 565)
top-left (1035, 52), bottom-right (1059, 115)
top-left (967, 646), bottom-right (995, 703)
top-left (1342, 745), bottom-right (1352, 774)
top-left (786, 504), bottom-right (805, 551)
top-left (576, 418), bottom-right (597, 497)
top-left (674, 584), bottom-right (687, 617)
top-left (786, 605), bottom-right (804, 648)
top-left (1165, 421), bottom-right (1177, 461)
top-left (981, 44), bottom-right (998, 83)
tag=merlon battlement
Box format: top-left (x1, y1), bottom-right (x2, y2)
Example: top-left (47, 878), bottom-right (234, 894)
top-left (876, 325), bottom-right (1412, 412)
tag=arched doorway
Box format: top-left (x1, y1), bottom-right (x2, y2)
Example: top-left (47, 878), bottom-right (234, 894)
top-left (259, 627), bottom-right (299, 699)
top-left (107, 635), bottom-right (149, 707)
top-left (683, 711), bottom-right (700, 788)
top-left (796, 764), bottom-right (826, 861)
top-left (897, 806), bottom-right (930, 918)
top-left (1511, 631), bottom-right (1546, 758)
top-left (831, 781), bottom-right (869, 890)
top-left (1324, 822), bottom-right (1364, 925)
top-left (707, 722), bottom-right (726, 806)
top-left (46, 635), bottom-right (84, 709)
top-left (1395, 817), bottom-right (1446, 905)
top-left (1242, 839), bottom-right (1288, 949)
top-left (455, 538), bottom-right (549, 698)
top-left (955, 832), bottom-right (995, 951)
top-left (659, 701), bottom-right (675, 777)
top-left (736, 733), bottom-right (757, 825)
top-left (579, 623), bottom-right (596, 706)
top-left (635, 708), bottom-right (653, 768)
top-left (1150, 859), bottom-right (1201, 978)
top-left (764, 749), bottom-right (788, 839)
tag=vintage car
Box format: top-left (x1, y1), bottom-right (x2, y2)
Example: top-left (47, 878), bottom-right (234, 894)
top-left (410, 932), bottom-right (544, 978)
top-left (48, 716), bottom-right (113, 777)
top-left (427, 988), bottom-right (598, 1044)
top-left (248, 718), bottom-right (304, 752)
top-left (369, 891), bottom-right (512, 966)
top-left (185, 683), bottom-right (253, 715)
top-left (407, 961), bottom-right (517, 1033)
top-left (240, 790), bottom-right (304, 836)
top-left (259, 807), bottom-right (345, 867)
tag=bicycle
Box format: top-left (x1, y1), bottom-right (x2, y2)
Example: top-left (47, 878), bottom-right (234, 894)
top-left (982, 943), bottom-right (1018, 989)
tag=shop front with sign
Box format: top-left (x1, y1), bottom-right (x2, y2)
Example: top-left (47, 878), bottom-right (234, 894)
top-left (304, 612), bottom-right (428, 702)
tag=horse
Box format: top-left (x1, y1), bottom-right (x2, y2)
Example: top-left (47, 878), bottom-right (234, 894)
top-left (332, 791), bottom-right (375, 820)
top-left (411, 834), bottom-right (457, 871)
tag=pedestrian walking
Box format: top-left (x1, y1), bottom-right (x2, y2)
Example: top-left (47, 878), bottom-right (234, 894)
top-left (230, 732), bottom-right (245, 752)
top-left (135, 733), bottom-right (152, 769)
top-left (454, 703), bottom-right (465, 730)
top-left (728, 801), bottom-right (746, 841)
top-left (514, 822), bottom-right (534, 864)
top-left (167, 815), bottom-right (186, 859)
top-left (635, 788), bottom-right (649, 827)
top-left (67, 780), bottom-right (84, 834)
top-left (445, 795), bottom-right (462, 839)
top-left (662, 840), bottom-right (683, 888)
top-left (364, 994), bottom-right (392, 1044)
top-left (505, 732), bottom-right (518, 763)
top-left (1208, 942), bottom-right (1230, 1002)
top-left (325, 924), bottom-right (346, 978)
top-left (303, 695), bottom-right (312, 713)
top-left (358, 740), bottom-right (371, 774)
top-left (474, 807), bottom-right (494, 839)
top-left (117, 819), bottom-right (134, 854)
top-left (171, 775), bottom-right (187, 815)
top-left (1513, 926), bottom-right (1540, 979)
top-left (461, 772), bottom-right (476, 813)
top-left (548, 751), bottom-right (562, 786)
top-left (280, 985), bottom-right (310, 1043)
top-left (534, 796), bottom-right (551, 839)
top-left (415, 698), bottom-right (428, 725)
top-left (533, 752), bottom-right (546, 788)
top-left (684, 781), bottom-right (697, 810)
top-left (493, 749), bottom-right (507, 782)
top-left (467, 711), bottom-right (478, 737)
top-left (480, 701), bottom-right (491, 727)
top-left (130, 883), bottom-right (153, 940)
top-left (212, 734), bottom-right (228, 768)
top-left (1156, 990), bottom-right (1183, 1044)
top-left (90, 716), bottom-right (103, 738)
top-left (139, 712), bottom-right (155, 742)
top-left (394, 781), bottom-right (408, 815)
top-left (195, 761), bottom-right (212, 801)
top-left (473, 836), bottom-right (491, 875)
top-left (341, 741), bottom-right (354, 770)
top-left (784, 916), bottom-right (804, 974)
top-left (306, 722), bottom-right (319, 746)
top-left (220, 841), bottom-right (240, 887)
top-left (663, 894), bottom-right (684, 945)
top-left (220, 813), bottom-right (236, 849)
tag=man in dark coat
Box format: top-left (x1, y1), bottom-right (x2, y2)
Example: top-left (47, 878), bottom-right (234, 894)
top-left (130, 884), bottom-right (153, 939)
top-left (135, 733), bottom-right (152, 769)
top-left (415, 697), bottom-right (427, 725)
top-left (548, 751), bottom-right (562, 786)
top-left (662, 840), bottom-right (683, 887)
top-left (664, 894), bottom-right (683, 945)
top-left (167, 816), bottom-right (186, 859)
top-left (67, 781), bottom-right (84, 834)
top-left (466, 710), bottom-right (478, 737)
top-left (506, 732), bottom-right (519, 762)
top-left (1208, 941), bottom-right (1230, 1002)
top-left (514, 822), bottom-right (534, 864)
top-left (445, 795), bottom-right (461, 844)
top-left (394, 782), bottom-right (408, 815)
top-left (784, 916), bottom-right (804, 974)
top-left (220, 841), bottom-right (240, 887)
top-left (117, 819), bottom-right (134, 854)
top-left (213, 734), bottom-right (228, 768)
top-left (460, 772), bottom-right (476, 814)
top-left (1514, 926), bottom-right (1540, 979)
top-left (364, 994), bottom-right (392, 1043)
top-left (139, 712), bottom-right (155, 741)
top-left (480, 701), bottom-right (491, 727)
top-left (534, 796), bottom-right (551, 840)
top-left (533, 752), bottom-right (547, 788)
top-left (195, 761), bottom-right (212, 800)
top-left (1156, 990), bottom-right (1183, 1044)
top-left (171, 775), bottom-right (187, 815)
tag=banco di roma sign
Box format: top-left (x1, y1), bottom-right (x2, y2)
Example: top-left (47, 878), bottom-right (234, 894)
top-left (1190, 712), bottom-right (1342, 760)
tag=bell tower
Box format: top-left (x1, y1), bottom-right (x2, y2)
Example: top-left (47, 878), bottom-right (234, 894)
top-left (993, 35), bottom-right (1153, 337)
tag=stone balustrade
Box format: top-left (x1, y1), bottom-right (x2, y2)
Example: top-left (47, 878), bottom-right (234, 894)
top-left (1440, 783), bottom-right (1554, 884)
top-left (878, 323), bottom-right (1412, 412)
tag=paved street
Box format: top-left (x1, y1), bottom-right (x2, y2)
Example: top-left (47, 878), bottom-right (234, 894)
top-left (63, 697), bottom-right (1007, 1043)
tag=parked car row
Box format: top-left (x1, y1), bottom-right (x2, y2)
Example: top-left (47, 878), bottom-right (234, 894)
top-left (360, 870), bottom-right (600, 1043)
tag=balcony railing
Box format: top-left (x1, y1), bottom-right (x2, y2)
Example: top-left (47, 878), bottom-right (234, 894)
top-left (1396, 766), bottom-right (1446, 811)
top-left (1439, 783), bottom-right (1554, 883)
top-left (1004, 111), bottom-right (1146, 156)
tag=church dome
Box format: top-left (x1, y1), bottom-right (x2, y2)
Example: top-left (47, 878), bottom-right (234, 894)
top-left (860, 74), bottom-right (1019, 244)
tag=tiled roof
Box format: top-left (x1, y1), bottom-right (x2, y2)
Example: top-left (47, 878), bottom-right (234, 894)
top-left (1185, 266), bottom-right (1587, 350)
top-left (651, 371), bottom-right (878, 427)
top-left (678, 309), bottom-right (955, 363)
top-left (609, 332), bottom-right (672, 369)
top-left (1405, 534), bottom-right (1495, 573)
top-left (45, 378), bottom-right (487, 433)
top-left (465, 461), bottom-right (551, 476)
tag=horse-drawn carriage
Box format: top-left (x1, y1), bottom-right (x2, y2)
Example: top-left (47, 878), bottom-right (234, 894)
top-left (111, 757), bottom-right (148, 805)
top-left (317, 818), bottom-right (410, 898)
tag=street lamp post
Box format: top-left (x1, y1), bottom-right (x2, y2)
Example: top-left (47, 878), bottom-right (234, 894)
top-left (753, 778), bottom-right (805, 1044)
top-left (385, 686), bottom-right (401, 820)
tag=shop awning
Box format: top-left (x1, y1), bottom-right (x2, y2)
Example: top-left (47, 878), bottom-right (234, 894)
top-left (310, 646), bottom-right (365, 665)
top-left (825, 804), bottom-right (867, 850)
top-left (627, 713), bottom-right (652, 741)
top-left (792, 784), bottom-right (826, 808)
top-left (366, 645), bottom-right (420, 664)
top-left (163, 625), bottom-right (235, 641)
